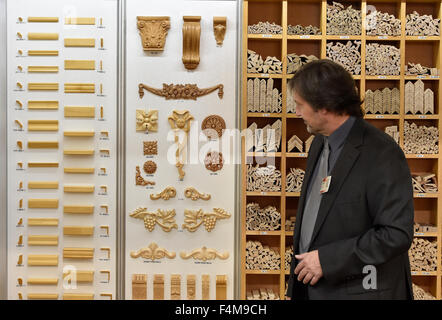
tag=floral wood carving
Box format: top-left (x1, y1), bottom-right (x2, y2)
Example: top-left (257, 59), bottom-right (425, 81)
top-left (144, 141), bottom-right (158, 155)
top-left (184, 187), bottom-right (211, 201)
top-left (136, 109), bottom-right (158, 132)
top-left (180, 246), bottom-right (229, 261)
top-left (143, 160), bottom-right (157, 174)
top-left (136, 166), bottom-right (155, 186)
top-left (138, 83), bottom-right (224, 100)
top-left (137, 16), bottom-right (170, 52)
top-left (168, 110), bottom-right (194, 180)
top-left (182, 16), bottom-right (201, 70)
top-left (150, 187), bottom-right (177, 200)
top-left (130, 207), bottom-right (178, 232)
top-left (202, 115), bottom-right (226, 139)
top-left (130, 242), bottom-right (176, 261)
top-left (183, 208), bottom-right (231, 232)
top-left (213, 17), bottom-right (227, 46)
top-left (204, 151), bottom-right (224, 172)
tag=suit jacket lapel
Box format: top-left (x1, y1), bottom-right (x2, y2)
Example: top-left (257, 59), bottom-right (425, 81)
top-left (308, 118), bottom-right (365, 248)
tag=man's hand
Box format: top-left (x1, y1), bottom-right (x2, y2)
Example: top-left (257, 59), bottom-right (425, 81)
top-left (294, 250), bottom-right (323, 286)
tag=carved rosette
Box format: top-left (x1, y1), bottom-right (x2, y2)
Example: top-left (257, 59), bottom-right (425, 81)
top-left (202, 115), bottom-right (226, 139)
top-left (143, 160), bottom-right (157, 174)
top-left (143, 141), bottom-right (158, 155)
top-left (130, 242), bottom-right (176, 261)
top-left (183, 208), bottom-right (231, 232)
top-left (184, 187), bottom-right (211, 201)
top-left (130, 207), bottom-right (178, 232)
top-left (204, 151), bottom-right (224, 172)
top-left (136, 109), bottom-right (158, 132)
top-left (137, 16), bottom-right (170, 51)
top-left (180, 246), bottom-right (229, 261)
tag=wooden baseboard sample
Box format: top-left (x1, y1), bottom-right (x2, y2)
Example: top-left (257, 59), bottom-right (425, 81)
top-left (132, 274), bottom-right (147, 300)
top-left (187, 275), bottom-right (196, 300)
top-left (202, 274), bottom-right (210, 300)
top-left (28, 83), bottom-right (59, 91)
top-left (65, 17), bottom-right (95, 25)
top-left (64, 167), bottom-right (95, 174)
top-left (28, 254), bottom-right (58, 266)
top-left (28, 181), bottom-right (59, 189)
top-left (63, 205), bottom-right (94, 214)
top-left (216, 275), bottom-right (227, 300)
top-left (63, 226), bottom-right (94, 236)
top-left (63, 247), bottom-right (94, 259)
top-left (64, 106), bottom-right (95, 117)
top-left (28, 50), bottom-right (59, 56)
top-left (27, 278), bottom-right (58, 285)
top-left (64, 38), bottom-right (95, 47)
top-left (64, 185), bottom-right (94, 193)
top-left (64, 60), bottom-right (95, 70)
top-left (63, 270), bottom-right (94, 283)
top-left (171, 274), bottom-right (181, 300)
top-left (27, 141), bottom-right (58, 149)
top-left (27, 120), bottom-right (59, 131)
top-left (27, 218), bottom-right (59, 226)
top-left (28, 162), bottom-right (59, 168)
top-left (28, 199), bottom-right (59, 209)
top-left (153, 274), bottom-right (164, 300)
top-left (63, 293), bottom-right (94, 300)
top-left (28, 17), bottom-right (59, 23)
top-left (28, 33), bottom-right (59, 40)
top-left (64, 83), bottom-right (95, 93)
top-left (27, 294), bottom-right (59, 300)
top-left (28, 235), bottom-right (59, 246)
top-left (63, 130), bottom-right (95, 137)
top-left (28, 66), bottom-right (59, 73)
top-left (28, 100), bottom-right (59, 110)
top-left (63, 149), bottom-right (94, 155)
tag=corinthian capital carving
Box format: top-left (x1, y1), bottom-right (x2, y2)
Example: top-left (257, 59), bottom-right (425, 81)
top-left (137, 16), bottom-right (170, 52)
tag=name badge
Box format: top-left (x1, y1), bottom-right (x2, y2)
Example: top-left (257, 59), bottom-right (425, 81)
top-left (320, 176), bottom-right (332, 194)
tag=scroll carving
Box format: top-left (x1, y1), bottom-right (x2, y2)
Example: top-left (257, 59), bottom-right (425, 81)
top-left (138, 83), bottom-right (223, 100)
top-left (182, 16), bottom-right (201, 70)
top-left (130, 207), bottom-right (178, 232)
top-left (184, 187), bottom-right (211, 201)
top-left (137, 16), bottom-right (170, 51)
top-left (180, 247), bottom-right (229, 261)
top-left (213, 17), bottom-right (227, 45)
top-left (130, 242), bottom-right (176, 261)
top-left (150, 187), bottom-right (177, 200)
top-left (183, 208), bottom-right (231, 232)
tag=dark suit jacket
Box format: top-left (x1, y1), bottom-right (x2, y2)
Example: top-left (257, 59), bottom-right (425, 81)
top-left (287, 118), bottom-right (414, 300)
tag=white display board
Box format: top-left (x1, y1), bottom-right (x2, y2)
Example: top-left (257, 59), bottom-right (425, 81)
top-left (7, 0), bottom-right (118, 300)
top-left (125, 0), bottom-right (238, 300)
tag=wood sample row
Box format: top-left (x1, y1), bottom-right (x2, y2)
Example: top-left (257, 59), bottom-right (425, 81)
top-left (408, 238), bottom-right (437, 272)
top-left (247, 21), bottom-right (282, 35)
top-left (412, 283), bottom-right (436, 300)
top-left (286, 168), bottom-right (305, 193)
top-left (365, 10), bottom-right (401, 36)
top-left (287, 53), bottom-right (318, 74)
top-left (247, 50), bottom-right (282, 74)
top-left (365, 43), bottom-right (400, 76)
top-left (404, 80), bottom-right (435, 115)
top-left (403, 121), bottom-right (439, 154)
top-left (287, 24), bottom-right (320, 35)
top-left (246, 203), bottom-right (281, 231)
top-left (245, 240), bottom-right (281, 271)
top-left (326, 2), bottom-right (361, 36)
top-left (364, 88), bottom-right (400, 115)
top-left (247, 78), bottom-right (282, 113)
top-left (326, 40), bottom-right (362, 75)
top-left (405, 63), bottom-right (439, 77)
top-left (246, 120), bottom-right (282, 152)
top-left (246, 288), bottom-right (279, 300)
top-left (287, 134), bottom-right (314, 153)
top-left (284, 246), bottom-right (294, 270)
top-left (132, 274), bottom-right (227, 300)
top-left (247, 164), bottom-right (282, 192)
top-left (406, 11), bottom-right (440, 36)
top-left (412, 173), bottom-right (438, 194)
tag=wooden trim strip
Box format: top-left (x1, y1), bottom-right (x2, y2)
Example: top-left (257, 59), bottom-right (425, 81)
top-left (28, 83), bottom-right (59, 91)
top-left (27, 141), bottom-right (58, 149)
top-left (28, 33), bottom-right (59, 40)
top-left (64, 185), bottom-right (94, 193)
top-left (27, 120), bottom-right (59, 131)
top-left (64, 83), bottom-right (95, 93)
top-left (63, 247), bottom-right (94, 259)
top-left (63, 130), bottom-right (95, 137)
top-left (27, 218), bottom-right (59, 226)
top-left (64, 167), bottom-right (95, 174)
top-left (63, 205), bottom-right (94, 214)
top-left (63, 293), bottom-right (94, 300)
top-left (28, 162), bottom-right (59, 168)
top-left (64, 106), bottom-right (95, 117)
top-left (27, 278), bottom-right (58, 285)
top-left (28, 66), bottom-right (59, 73)
top-left (63, 270), bottom-right (94, 283)
top-left (28, 50), bottom-right (59, 56)
top-left (27, 254), bottom-right (58, 266)
top-left (64, 38), bottom-right (95, 47)
top-left (65, 17), bottom-right (96, 25)
top-left (28, 199), bottom-right (59, 209)
top-left (28, 181), bottom-right (59, 189)
top-left (27, 294), bottom-right (58, 300)
top-left (28, 100), bottom-right (59, 110)
top-left (64, 60), bottom-right (95, 70)
top-left (28, 17), bottom-right (59, 23)
top-left (28, 235), bottom-right (59, 246)
top-left (63, 149), bottom-right (94, 155)
top-left (63, 226), bottom-right (94, 236)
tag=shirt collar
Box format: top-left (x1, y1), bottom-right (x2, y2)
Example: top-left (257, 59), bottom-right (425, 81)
top-left (327, 116), bottom-right (356, 152)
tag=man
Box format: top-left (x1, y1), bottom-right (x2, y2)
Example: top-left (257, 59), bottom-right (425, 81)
top-left (286, 59), bottom-right (414, 300)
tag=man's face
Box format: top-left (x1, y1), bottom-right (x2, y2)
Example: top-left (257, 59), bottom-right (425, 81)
top-left (293, 90), bottom-right (325, 135)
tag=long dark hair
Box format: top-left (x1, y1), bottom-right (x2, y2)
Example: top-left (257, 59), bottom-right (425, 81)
top-left (288, 59), bottom-right (364, 118)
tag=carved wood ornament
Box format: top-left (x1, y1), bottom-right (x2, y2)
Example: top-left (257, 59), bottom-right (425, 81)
top-left (130, 207), bottom-right (178, 232)
top-left (135, 166), bottom-right (155, 186)
top-left (136, 109), bottom-right (158, 132)
top-left (205, 151), bottom-right (224, 172)
top-left (183, 208), bottom-right (231, 232)
top-left (184, 187), bottom-right (211, 201)
top-left (180, 247), bottom-right (229, 261)
top-left (138, 83), bottom-right (223, 100)
top-left (137, 16), bottom-right (170, 51)
top-left (168, 110), bottom-right (194, 180)
top-left (213, 17), bottom-right (227, 45)
top-left (182, 16), bottom-right (201, 70)
top-left (130, 242), bottom-right (176, 261)
top-left (202, 115), bottom-right (226, 139)
top-left (150, 187), bottom-right (177, 200)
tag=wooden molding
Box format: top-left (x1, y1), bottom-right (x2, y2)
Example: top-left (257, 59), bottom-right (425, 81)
top-left (63, 247), bottom-right (94, 259)
top-left (63, 226), bottom-right (94, 236)
top-left (27, 218), bottom-right (59, 227)
top-left (180, 247), bottom-right (229, 261)
top-left (64, 83), bottom-right (95, 93)
top-left (130, 242), bottom-right (176, 261)
top-left (28, 66), bottom-right (59, 73)
top-left (183, 208), bottom-right (231, 232)
top-left (187, 275), bottom-right (196, 300)
top-left (137, 16), bottom-right (170, 51)
top-left (28, 33), bottom-right (59, 40)
top-left (27, 120), bottom-right (58, 131)
top-left (28, 50), bottom-right (59, 56)
top-left (28, 83), bottom-right (59, 91)
top-left (28, 162), bottom-right (59, 168)
top-left (213, 17), bottom-right (227, 45)
top-left (28, 181), bottom-right (59, 189)
top-left (27, 278), bottom-right (58, 285)
top-left (132, 274), bottom-right (147, 300)
top-left (202, 275), bottom-right (210, 300)
top-left (184, 187), bottom-right (211, 201)
top-left (64, 185), bottom-right (95, 193)
top-left (150, 187), bottom-right (176, 200)
top-left (63, 205), bottom-right (94, 214)
top-left (27, 17), bottom-right (59, 23)
top-left (28, 254), bottom-right (58, 266)
top-left (63, 130), bottom-right (95, 137)
top-left (138, 83), bottom-right (224, 100)
top-left (28, 235), bottom-right (58, 246)
top-left (28, 199), bottom-right (59, 209)
top-left (65, 17), bottom-right (96, 25)
top-left (136, 109), bottom-right (158, 132)
top-left (28, 294), bottom-right (59, 300)
top-left (64, 167), bottom-right (95, 174)
top-left (63, 270), bottom-right (94, 283)
top-left (64, 106), bottom-right (95, 118)
top-left (28, 100), bottom-right (59, 110)
top-left (64, 60), bottom-right (95, 70)
top-left (63, 293), bottom-right (94, 300)
top-left (27, 141), bottom-right (58, 149)
top-left (171, 274), bottom-right (181, 300)
top-left (130, 207), bottom-right (178, 232)
top-left (63, 149), bottom-right (94, 155)
top-left (182, 16), bottom-right (201, 70)
top-left (64, 38), bottom-right (95, 47)
top-left (153, 275), bottom-right (165, 300)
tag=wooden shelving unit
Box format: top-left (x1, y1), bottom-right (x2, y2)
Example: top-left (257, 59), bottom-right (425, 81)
top-left (241, 0), bottom-right (442, 300)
